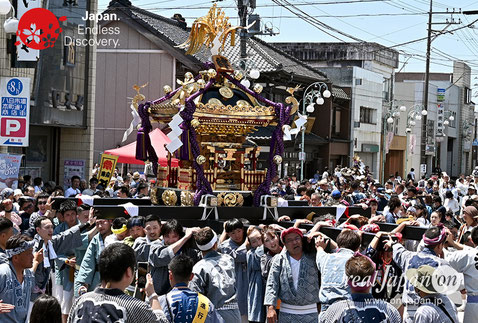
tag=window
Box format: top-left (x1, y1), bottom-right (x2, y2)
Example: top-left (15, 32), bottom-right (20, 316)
top-left (334, 109), bottom-right (341, 134)
top-left (450, 111), bottom-right (457, 128)
top-left (465, 87), bottom-right (472, 104)
top-left (383, 78), bottom-right (391, 101)
top-left (355, 78), bottom-right (362, 86)
top-left (359, 106), bottom-right (375, 124)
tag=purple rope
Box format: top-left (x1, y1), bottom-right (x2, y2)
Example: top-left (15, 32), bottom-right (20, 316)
top-left (136, 102), bottom-right (159, 175)
top-left (136, 74), bottom-right (212, 175)
top-left (180, 79), bottom-right (216, 205)
top-left (252, 102), bottom-right (292, 206)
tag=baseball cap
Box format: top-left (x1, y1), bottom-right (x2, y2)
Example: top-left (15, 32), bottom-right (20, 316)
top-left (331, 190), bottom-right (341, 199)
top-left (280, 227), bottom-right (303, 242)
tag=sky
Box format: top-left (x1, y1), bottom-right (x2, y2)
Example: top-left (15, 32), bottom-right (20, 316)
top-left (97, 0), bottom-right (478, 95)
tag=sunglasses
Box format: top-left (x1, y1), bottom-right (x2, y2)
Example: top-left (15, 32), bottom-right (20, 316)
top-left (37, 201), bottom-right (47, 205)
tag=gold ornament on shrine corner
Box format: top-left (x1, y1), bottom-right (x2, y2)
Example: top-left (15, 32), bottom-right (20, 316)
top-left (162, 190), bottom-right (178, 206)
top-left (207, 69), bottom-right (217, 79)
top-left (219, 86), bottom-right (234, 99)
top-left (180, 191), bottom-right (195, 206)
top-left (234, 70), bottom-right (244, 80)
top-left (196, 155), bottom-right (206, 165)
top-left (163, 85), bottom-right (172, 94)
top-left (197, 79), bottom-right (206, 88)
top-left (285, 86), bottom-right (300, 116)
top-left (191, 119), bottom-right (200, 128)
top-left (177, 3), bottom-right (252, 55)
top-left (253, 84), bottom-right (263, 94)
top-left (286, 85), bottom-right (301, 96)
top-left (132, 83), bottom-right (148, 109)
top-left (184, 72), bottom-right (194, 82)
top-left (273, 155), bottom-right (283, 165)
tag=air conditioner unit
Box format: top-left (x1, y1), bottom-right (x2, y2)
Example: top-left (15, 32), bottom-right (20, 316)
top-left (248, 14), bottom-right (261, 34)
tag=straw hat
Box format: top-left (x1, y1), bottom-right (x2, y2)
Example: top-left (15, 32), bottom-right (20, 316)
top-left (406, 265), bottom-right (439, 294)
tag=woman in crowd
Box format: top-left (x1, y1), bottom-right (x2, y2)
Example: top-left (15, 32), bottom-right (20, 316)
top-left (385, 197), bottom-right (403, 224)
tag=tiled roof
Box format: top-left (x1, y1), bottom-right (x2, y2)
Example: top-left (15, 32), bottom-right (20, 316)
top-left (107, 2), bottom-right (327, 82)
top-left (332, 87), bottom-right (350, 100)
top-left (223, 36), bottom-right (327, 81)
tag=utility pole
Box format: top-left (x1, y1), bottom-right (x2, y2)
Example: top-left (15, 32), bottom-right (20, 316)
top-left (238, 0), bottom-right (248, 59)
top-left (420, 0), bottom-right (432, 171)
top-left (420, 1), bottom-right (460, 175)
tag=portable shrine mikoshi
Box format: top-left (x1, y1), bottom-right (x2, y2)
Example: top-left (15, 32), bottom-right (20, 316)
top-left (132, 4), bottom-right (299, 207)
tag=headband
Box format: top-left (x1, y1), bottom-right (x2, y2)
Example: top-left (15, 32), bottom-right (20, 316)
top-left (111, 224), bottom-right (127, 235)
top-left (5, 240), bottom-right (35, 258)
top-left (343, 224), bottom-right (359, 231)
top-left (422, 224), bottom-right (447, 247)
top-left (197, 231), bottom-right (218, 251)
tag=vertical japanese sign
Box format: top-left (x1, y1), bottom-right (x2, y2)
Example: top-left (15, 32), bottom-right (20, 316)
top-left (16, 0), bottom-right (42, 61)
top-left (98, 154), bottom-right (118, 188)
top-left (0, 154), bottom-right (22, 189)
top-left (0, 77), bottom-right (31, 146)
top-left (436, 104), bottom-right (444, 137)
top-left (63, 159), bottom-right (85, 189)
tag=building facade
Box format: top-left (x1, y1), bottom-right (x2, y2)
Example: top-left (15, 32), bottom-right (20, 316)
top-left (318, 66), bottom-right (383, 177)
top-left (396, 63), bottom-right (472, 177)
top-left (274, 42), bottom-right (398, 180)
top-left (0, 0), bottom-right (98, 186)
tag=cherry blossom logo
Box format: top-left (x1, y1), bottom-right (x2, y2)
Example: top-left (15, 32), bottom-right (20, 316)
top-left (15, 8), bottom-right (67, 50)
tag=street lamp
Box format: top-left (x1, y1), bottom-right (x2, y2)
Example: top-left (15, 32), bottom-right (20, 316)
top-left (443, 111), bottom-right (455, 127)
top-left (381, 102), bottom-right (405, 182)
top-left (300, 82), bottom-right (330, 181)
top-left (234, 57), bottom-right (261, 89)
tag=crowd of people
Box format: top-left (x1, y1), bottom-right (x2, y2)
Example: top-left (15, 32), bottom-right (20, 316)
top-left (0, 164), bottom-right (478, 322)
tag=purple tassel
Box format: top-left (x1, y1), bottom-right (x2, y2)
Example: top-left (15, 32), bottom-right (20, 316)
top-left (136, 127), bottom-right (147, 161)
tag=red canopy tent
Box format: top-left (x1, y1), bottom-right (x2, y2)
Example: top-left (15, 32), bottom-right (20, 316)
top-left (104, 128), bottom-right (179, 167)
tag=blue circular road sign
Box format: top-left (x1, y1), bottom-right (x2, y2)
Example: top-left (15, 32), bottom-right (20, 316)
top-left (6, 78), bottom-right (23, 96)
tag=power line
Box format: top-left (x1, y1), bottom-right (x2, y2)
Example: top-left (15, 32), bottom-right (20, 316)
top-left (98, 0), bottom-right (393, 10)
top-left (271, 0), bottom-right (365, 41)
top-left (98, 0), bottom-right (478, 72)
top-left (175, 12), bottom-right (429, 18)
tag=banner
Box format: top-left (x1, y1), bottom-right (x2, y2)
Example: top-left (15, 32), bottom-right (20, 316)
top-left (63, 160), bottom-right (85, 189)
top-left (385, 132), bottom-right (394, 154)
top-left (98, 154), bottom-right (119, 188)
top-left (16, 0), bottom-right (42, 61)
top-left (0, 154), bottom-right (22, 189)
top-left (409, 134), bottom-right (416, 155)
